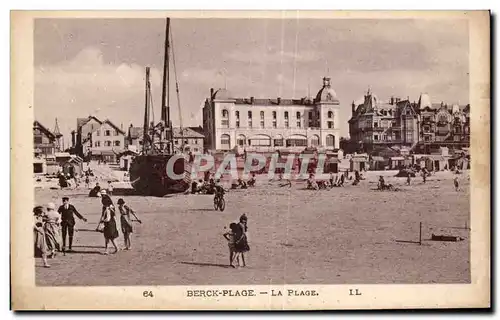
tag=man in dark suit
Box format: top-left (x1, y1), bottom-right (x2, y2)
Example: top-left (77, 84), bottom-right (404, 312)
top-left (58, 197), bottom-right (87, 252)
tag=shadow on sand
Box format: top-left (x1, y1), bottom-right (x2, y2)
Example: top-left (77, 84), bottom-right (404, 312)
top-left (179, 261), bottom-right (232, 269)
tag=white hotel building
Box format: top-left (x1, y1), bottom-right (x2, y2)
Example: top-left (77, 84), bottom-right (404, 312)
top-left (202, 77), bottom-right (341, 153)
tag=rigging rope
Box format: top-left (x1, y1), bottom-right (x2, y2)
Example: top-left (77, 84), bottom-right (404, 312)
top-left (169, 25), bottom-right (185, 151)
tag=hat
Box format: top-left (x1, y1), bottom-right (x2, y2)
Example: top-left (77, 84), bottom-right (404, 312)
top-left (239, 214), bottom-right (248, 222)
top-left (62, 197), bottom-right (69, 201)
top-left (33, 206), bottom-right (44, 215)
top-left (117, 198), bottom-right (125, 205)
top-left (47, 202), bottom-right (56, 210)
top-left (100, 189), bottom-right (107, 195)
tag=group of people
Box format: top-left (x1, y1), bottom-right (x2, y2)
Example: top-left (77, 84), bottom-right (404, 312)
top-left (33, 193), bottom-right (142, 267)
top-left (222, 214), bottom-right (250, 268)
top-left (33, 197), bottom-right (88, 267)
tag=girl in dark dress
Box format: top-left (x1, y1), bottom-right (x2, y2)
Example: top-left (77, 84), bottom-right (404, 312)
top-left (234, 214), bottom-right (250, 267)
top-left (99, 195), bottom-right (119, 254)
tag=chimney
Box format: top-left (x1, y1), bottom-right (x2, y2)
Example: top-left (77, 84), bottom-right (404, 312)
top-left (277, 97), bottom-right (281, 105)
top-left (390, 96), bottom-right (394, 105)
top-left (210, 88), bottom-right (214, 100)
top-left (351, 101), bottom-right (356, 115)
top-left (250, 96), bottom-right (254, 104)
top-left (121, 123), bottom-right (123, 131)
top-left (71, 131), bottom-right (76, 148)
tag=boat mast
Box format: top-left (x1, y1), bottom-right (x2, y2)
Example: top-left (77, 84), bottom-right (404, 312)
top-left (142, 67), bottom-right (151, 154)
top-left (161, 18), bottom-right (172, 153)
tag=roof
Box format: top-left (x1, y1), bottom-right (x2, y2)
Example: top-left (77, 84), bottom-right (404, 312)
top-left (128, 126), bottom-right (205, 139)
top-left (128, 126), bottom-right (144, 139)
top-left (77, 116), bottom-right (102, 129)
top-left (188, 126), bottom-right (204, 135)
top-left (102, 119), bottom-right (125, 135)
top-left (173, 127), bottom-right (205, 139)
top-left (33, 121), bottom-right (56, 139)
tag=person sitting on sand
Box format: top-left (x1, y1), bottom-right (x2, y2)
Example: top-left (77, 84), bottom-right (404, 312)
top-left (247, 173), bottom-right (256, 187)
top-left (89, 182), bottom-right (101, 197)
top-left (453, 176), bottom-right (460, 191)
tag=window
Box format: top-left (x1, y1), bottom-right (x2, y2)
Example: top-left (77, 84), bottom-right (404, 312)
top-left (114, 130), bottom-right (119, 136)
top-left (235, 111), bottom-right (240, 119)
top-left (311, 135), bottom-right (320, 146)
top-left (374, 122), bottom-right (378, 128)
top-left (94, 141), bottom-right (101, 147)
top-left (105, 141), bottom-right (112, 147)
top-left (328, 111), bottom-right (333, 118)
top-left (220, 134), bottom-right (231, 149)
top-left (237, 135), bottom-right (246, 146)
top-left (455, 126), bottom-right (461, 134)
top-left (236, 121), bottom-right (240, 128)
top-left (96, 130), bottom-right (100, 136)
top-left (185, 139), bottom-right (189, 144)
top-left (248, 111), bottom-right (252, 128)
top-left (296, 120), bottom-right (301, 128)
top-left (284, 111), bottom-right (289, 119)
top-left (105, 130), bottom-right (111, 136)
top-left (221, 119), bottom-right (229, 128)
top-left (309, 111), bottom-right (313, 120)
top-left (274, 138), bottom-right (284, 146)
top-left (296, 111), bottom-right (301, 119)
top-left (326, 135), bottom-right (335, 147)
top-left (423, 125), bottom-right (430, 133)
top-left (286, 139), bottom-right (307, 147)
top-left (374, 135), bottom-right (379, 141)
top-left (296, 112), bottom-right (301, 128)
top-left (222, 109), bottom-right (229, 118)
top-left (249, 138), bottom-right (271, 146)
top-left (34, 136), bottom-right (43, 144)
top-left (174, 140), bottom-right (179, 145)
top-left (260, 111), bottom-right (265, 128)
top-left (327, 121), bottom-right (334, 129)
top-left (272, 111), bottom-right (277, 119)
top-left (113, 141), bottom-right (120, 146)
top-left (194, 139), bottom-right (198, 144)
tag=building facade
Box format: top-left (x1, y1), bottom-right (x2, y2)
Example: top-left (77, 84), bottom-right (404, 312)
top-left (202, 77), bottom-right (341, 153)
top-left (348, 91), bottom-right (470, 153)
top-left (127, 125), bottom-right (205, 154)
top-left (72, 116), bottom-right (126, 162)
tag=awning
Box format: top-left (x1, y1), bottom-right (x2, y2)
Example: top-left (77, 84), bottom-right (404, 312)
top-left (371, 156), bottom-right (385, 162)
top-left (391, 156), bottom-right (405, 161)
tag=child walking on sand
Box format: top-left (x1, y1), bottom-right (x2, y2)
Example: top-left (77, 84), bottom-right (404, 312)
top-left (117, 198), bottom-right (141, 250)
top-left (223, 223), bottom-right (240, 268)
top-left (453, 176), bottom-right (460, 191)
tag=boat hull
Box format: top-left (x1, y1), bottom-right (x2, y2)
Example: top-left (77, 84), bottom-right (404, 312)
top-left (129, 154), bottom-right (191, 196)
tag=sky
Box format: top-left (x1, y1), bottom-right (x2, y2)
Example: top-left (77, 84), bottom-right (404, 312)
top-left (34, 18), bottom-right (469, 142)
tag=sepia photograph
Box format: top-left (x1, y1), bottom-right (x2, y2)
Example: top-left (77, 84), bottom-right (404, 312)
top-left (11, 10), bottom-right (490, 310)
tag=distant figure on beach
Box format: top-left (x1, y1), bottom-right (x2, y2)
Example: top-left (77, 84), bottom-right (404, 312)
top-left (107, 181), bottom-right (114, 196)
top-left (117, 198), bottom-right (141, 250)
top-left (407, 172), bottom-right (411, 185)
top-left (453, 176), bottom-right (460, 191)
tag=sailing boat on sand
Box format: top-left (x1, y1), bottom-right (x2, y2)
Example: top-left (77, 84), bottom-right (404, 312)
top-left (129, 18), bottom-right (192, 196)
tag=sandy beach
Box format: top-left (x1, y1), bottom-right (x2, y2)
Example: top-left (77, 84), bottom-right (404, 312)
top-left (34, 170), bottom-right (470, 286)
